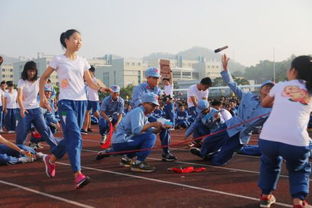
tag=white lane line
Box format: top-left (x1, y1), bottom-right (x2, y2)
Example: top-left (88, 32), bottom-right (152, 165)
top-left (82, 148), bottom-right (312, 181)
top-left (57, 162), bottom-right (292, 208)
top-left (0, 180), bottom-right (95, 208)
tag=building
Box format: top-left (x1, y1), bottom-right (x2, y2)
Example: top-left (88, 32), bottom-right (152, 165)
top-left (0, 64), bottom-right (14, 82)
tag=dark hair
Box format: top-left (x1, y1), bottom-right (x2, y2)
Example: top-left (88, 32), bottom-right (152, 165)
top-left (211, 99), bottom-right (222, 107)
top-left (6, 81), bottom-right (13, 87)
top-left (200, 77), bottom-right (212, 87)
top-left (0, 81), bottom-right (6, 85)
top-left (291, 55), bottom-right (312, 94)
top-left (89, 65), bottom-right (95, 73)
top-left (21, 61), bottom-right (38, 81)
top-left (60, 29), bottom-right (80, 48)
top-left (162, 78), bottom-right (170, 81)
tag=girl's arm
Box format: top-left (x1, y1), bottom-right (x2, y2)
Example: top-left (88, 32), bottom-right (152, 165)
top-left (39, 66), bottom-right (54, 111)
top-left (17, 88), bottom-right (27, 118)
top-left (84, 70), bottom-right (111, 93)
top-left (261, 94), bottom-right (274, 108)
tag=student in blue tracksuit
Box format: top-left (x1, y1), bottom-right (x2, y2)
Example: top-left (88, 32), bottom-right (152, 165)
top-left (131, 67), bottom-right (176, 162)
top-left (99, 85), bottom-right (124, 145)
top-left (0, 134), bottom-right (43, 165)
top-left (42, 85), bottom-right (60, 134)
top-left (96, 93), bottom-right (165, 172)
top-left (190, 54), bottom-right (274, 166)
top-left (175, 105), bottom-right (190, 129)
top-left (185, 100), bottom-right (222, 147)
top-left (15, 61), bottom-right (59, 149)
top-left (39, 29), bottom-right (111, 189)
top-left (258, 56), bottom-right (312, 208)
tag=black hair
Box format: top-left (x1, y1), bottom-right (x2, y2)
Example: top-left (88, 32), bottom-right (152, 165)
top-left (0, 81), bottom-right (6, 85)
top-left (200, 77), bottom-right (212, 87)
top-left (162, 78), bottom-right (170, 81)
top-left (211, 100), bottom-right (222, 107)
top-left (89, 65), bottom-right (95, 73)
top-left (291, 55), bottom-right (312, 94)
top-left (21, 61), bottom-right (38, 81)
top-left (60, 29), bottom-right (80, 49)
top-left (6, 81), bottom-right (13, 87)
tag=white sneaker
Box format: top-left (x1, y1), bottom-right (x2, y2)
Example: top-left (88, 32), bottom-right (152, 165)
top-left (18, 157), bottom-right (35, 163)
top-left (8, 131), bottom-right (15, 133)
top-left (36, 152), bottom-right (46, 159)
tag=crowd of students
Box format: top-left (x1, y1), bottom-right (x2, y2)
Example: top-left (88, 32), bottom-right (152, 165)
top-left (1, 29), bottom-right (312, 207)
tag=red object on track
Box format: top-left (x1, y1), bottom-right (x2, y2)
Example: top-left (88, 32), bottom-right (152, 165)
top-left (168, 166), bottom-right (206, 173)
top-left (101, 123), bottom-right (114, 149)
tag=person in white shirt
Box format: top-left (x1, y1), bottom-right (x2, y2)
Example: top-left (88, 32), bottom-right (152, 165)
top-left (39, 29), bottom-right (111, 189)
top-left (258, 55), bottom-right (312, 208)
top-left (81, 66), bottom-right (100, 134)
top-left (162, 77), bottom-right (175, 126)
top-left (3, 81), bottom-right (18, 133)
top-left (15, 61), bottom-right (58, 149)
top-left (187, 77), bottom-right (212, 120)
top-left (0, 81), bottom-right (6, 132)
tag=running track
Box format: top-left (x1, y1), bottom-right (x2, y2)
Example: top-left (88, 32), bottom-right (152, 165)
top-left (0, 127), bottom-right (311, 208)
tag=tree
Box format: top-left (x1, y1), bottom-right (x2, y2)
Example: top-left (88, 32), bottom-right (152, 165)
top-left (120, 84), bottom-right (135, 101)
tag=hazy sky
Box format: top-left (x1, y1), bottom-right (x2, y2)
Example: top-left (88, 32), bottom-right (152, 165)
top-left (0, 0), bottom-right (311, 66)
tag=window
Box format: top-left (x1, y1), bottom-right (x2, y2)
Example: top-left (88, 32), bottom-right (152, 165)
top-left (2, 69), bottom-right (4, 72)
top-left (10, 69), bottom-right (13, 72)
top-left (138, 71), bottom-right (141, 84)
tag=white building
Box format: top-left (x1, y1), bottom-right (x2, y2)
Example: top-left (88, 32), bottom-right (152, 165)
top-left (0, 64), bottom-right (14, 82)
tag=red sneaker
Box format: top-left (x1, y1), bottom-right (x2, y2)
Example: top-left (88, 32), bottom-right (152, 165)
top-left (43, 155), bottom-right (56, 178)
top-left (75, 173), bottom-right (90, 189)
top-left (293, 201), bottom-right (312, 208)
top-left (260, 194), bottom-right (276, 208)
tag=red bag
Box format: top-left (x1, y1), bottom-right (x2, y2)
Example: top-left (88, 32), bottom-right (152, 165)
top-left (168, 166), bottom-right (206, 173)
top-left (101, 122), bottom-right (114, 149)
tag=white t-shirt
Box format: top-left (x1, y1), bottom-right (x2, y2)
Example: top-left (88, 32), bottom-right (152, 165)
top-left (86, 77), bottom-right (99, 101)
top-left (260, 80), bottom-right (312, 146)
top-left (49, 55), bottom-right (90, 101)
top-left (4, 90), bottom-right (17, 109)
top-left (163, 84), bottom-right (174, 98)
top-left (187, 84), bottom-right (209, 108)
top-left (17, 79), bottom-right (39, 109)
top-left (0, 89), bottom-right (4, 107)
top-left (220, 109), bottom-right (233, 121)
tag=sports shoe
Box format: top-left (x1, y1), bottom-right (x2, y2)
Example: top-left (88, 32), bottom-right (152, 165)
top-left (43, 155), bottom-right (56, 178)
top-left (96, 149), bottom-right (111, 160)
top-left (130, 161), bottom-right (156, 173)
top-left (100, 135), bottom-right (107, 145)
top-left (80, 129), bottom-right (88, 135)
top-left (8, 130), bottom-right (15, 133)
top-left (162, 153), bottom-right (177, 162)
top-left (36, 152), bottom-right (46, 159)
top-left (18, 156), bottom-right (35, 163)
top-left (120, 156), bottom-right (132, 167)
top-left (190, 147), bottom-right (203, 158)
top-left (293, 201), bottom-right (312, 208)
top-left (259, 194), bottom-right (276, 208)
top-left (75, 173), bottom-right (90, 189)
top-left (87, 128), bottom-right (93, 133)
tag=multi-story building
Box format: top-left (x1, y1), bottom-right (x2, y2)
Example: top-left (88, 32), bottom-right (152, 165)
top-left (0, 64), bottom-right (14, 82)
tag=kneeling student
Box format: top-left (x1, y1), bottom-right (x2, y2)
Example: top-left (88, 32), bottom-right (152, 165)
top-left (96, 93), bottom-right (169, 173)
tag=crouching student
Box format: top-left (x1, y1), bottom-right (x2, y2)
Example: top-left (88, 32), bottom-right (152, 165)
top-left (185, 100), bottom-right (222, 148)
top-left (96, 93), bottom-right (165, 173)
top-left (175, 104), bottom-right (190, 129)
top-left (98, 85), bottom-right (124, 145)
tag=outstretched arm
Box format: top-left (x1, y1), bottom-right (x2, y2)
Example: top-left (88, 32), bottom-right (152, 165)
top-left (220, 54), bottom-right (243, 99)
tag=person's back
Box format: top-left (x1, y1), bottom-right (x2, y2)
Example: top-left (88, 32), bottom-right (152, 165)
top-left (261, 80), bottom-right (312, 146)
top-left (258, 55), bottom-right (312, 208)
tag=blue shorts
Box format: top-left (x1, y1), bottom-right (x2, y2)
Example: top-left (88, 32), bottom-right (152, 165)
top-left (87, 101), bottom-right (100, 113)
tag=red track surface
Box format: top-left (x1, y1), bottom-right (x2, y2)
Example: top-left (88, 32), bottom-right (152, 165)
top-left (0, 127), bottom-right (311, 208)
